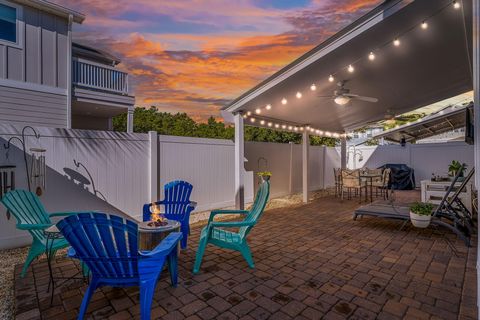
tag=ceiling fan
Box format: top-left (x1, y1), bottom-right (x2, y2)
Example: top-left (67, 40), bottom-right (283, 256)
top-left (318, 80), bottom-right (379, 105)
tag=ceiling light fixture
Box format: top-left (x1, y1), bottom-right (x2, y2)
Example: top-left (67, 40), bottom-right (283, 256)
top-left (334, 95), bottom-right (351, 105)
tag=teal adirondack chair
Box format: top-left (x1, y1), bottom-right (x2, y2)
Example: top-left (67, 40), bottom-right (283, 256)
top-left (193, 181), bottom-right (270, 274)
top-left (0, 190), bottom-right (82, 277)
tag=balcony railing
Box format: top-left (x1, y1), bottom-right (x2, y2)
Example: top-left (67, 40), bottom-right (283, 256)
top-left (72, 59), bottom-right (129, 95)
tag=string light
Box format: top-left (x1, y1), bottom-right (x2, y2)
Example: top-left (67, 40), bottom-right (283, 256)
top-left (237, 3), bottom-right (456, 138)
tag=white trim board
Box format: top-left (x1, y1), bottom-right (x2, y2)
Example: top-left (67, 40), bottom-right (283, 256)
top-left (0, 78), bottom-right (67, 95)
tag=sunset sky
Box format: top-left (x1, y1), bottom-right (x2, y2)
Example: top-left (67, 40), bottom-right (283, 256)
top-left (56, 0), bottom-right (383, 121)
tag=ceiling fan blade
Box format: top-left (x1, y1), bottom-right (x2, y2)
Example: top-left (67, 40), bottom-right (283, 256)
top-left (345, 94), bottom-right (378, 103)
top-left (317, 95), bottom-right (334, 98)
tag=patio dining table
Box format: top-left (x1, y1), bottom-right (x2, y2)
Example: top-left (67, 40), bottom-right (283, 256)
top-left (360, 172), bottom-right (383, 203)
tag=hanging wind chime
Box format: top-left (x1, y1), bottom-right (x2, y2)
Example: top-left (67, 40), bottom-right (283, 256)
top-left (29, 148), bottom-right (46, 196)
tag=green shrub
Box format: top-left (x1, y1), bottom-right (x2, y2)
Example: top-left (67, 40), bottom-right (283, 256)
top-left (410, 202), bottom-right (433, 216)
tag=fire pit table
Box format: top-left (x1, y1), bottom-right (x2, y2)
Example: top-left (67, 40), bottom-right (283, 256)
top-left (138, 219), bottom-right (181, 251)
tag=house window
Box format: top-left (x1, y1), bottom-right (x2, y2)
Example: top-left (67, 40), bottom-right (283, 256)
top-left (0, 3), bottom-right (16, 43)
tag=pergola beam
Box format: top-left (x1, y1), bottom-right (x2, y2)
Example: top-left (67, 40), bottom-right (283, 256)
top-left (472, 0), bottom-right (479, 311)
top-left (234, 113), bottom-right (245, 210)
top-left (302, 131), bottom-right (309, 203)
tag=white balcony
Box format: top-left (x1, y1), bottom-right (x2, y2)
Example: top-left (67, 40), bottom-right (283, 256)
top-left (72, 58), bottom-right (129, 95)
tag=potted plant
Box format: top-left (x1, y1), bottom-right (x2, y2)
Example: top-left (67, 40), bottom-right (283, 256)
top-left (257, 171), bottom-right (272, 182)
top-left (409, 202), bottom-right (433, 228)
top-left (448, 160), bottom-right (467, 178)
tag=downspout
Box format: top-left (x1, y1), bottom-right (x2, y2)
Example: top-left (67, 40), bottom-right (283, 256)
top-left (66, 14), bottom-right (73, 129)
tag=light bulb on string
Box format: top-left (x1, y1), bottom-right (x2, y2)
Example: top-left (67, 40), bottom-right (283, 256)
top-left (393, 38), bottom-right (400, 46)
top-left (453, 1), bottom-right (460, 9)
top-left (310, 84), bottom-right (316, 91)
top-left (296, 92), bottom-right (302, 99)
top-left (275, 124), bottom-right (279, 128)
top-left (260, 120), bottom-right (265, 125)
top-left (421, 21), bottom-right (428, 29)
top-left (250, 118), bottom-right (255, 123)
top-left (255, 108), bottom-right (261, 114)
top-left (267, 122), bottom-right (272, 127)
top-left (265, 104), bottom-right (272, 110)
top-left (247, 111), bottom-right (252, 116)
top-left (368, 52), bottom-right (375, 61)
top-left (347, 65), bottom-right (354, 73)
top-left (328, 75), bottom-right (334, 82)
top-left (281, 98), bottom-right (287, 105)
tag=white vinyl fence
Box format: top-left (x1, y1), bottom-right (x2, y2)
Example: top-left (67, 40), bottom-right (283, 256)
top-left (245, 141), bottom-right (340, 198)
top-left (346, 142), bottom-right (475, 185)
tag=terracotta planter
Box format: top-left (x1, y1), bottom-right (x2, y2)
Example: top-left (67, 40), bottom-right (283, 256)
top-left (409, 211), bottom-right (431, 228)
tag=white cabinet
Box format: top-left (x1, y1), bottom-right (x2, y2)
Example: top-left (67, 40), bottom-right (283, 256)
top-left (420, 180), bottom-right (472, 212)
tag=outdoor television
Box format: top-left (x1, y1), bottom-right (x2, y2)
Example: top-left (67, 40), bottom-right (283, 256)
top-left (465, 105), bottom-right (474, 145)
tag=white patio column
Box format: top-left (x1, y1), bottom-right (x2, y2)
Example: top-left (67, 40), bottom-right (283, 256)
top-left (149, 131), bottom-right (158, 202)
top-left (340, 137), bottom-right (347, 169)
top-left (302, 130), bottom-right (309, 203)
top-left (473, 0), bottom-right (480, 310)
top-left (234, 113), bottom-right (245, 209)
top-left (127, 106), bottom-right (134, 133)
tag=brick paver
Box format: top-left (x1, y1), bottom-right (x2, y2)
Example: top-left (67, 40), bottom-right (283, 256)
top-left (14, 192), bottom-right (477, 319)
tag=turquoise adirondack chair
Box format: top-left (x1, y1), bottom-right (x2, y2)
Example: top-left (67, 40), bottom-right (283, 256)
top-left (0, 190), bottom-right (81, 277)
top-left (193, 181), bottom-right (270, 274)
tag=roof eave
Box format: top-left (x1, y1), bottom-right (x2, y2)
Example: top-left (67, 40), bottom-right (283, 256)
top-left (14, 0), bottom-right (85, 23)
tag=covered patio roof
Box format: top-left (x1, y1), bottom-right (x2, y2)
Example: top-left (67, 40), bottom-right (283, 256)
top-left (222, 0), bottom-right (473, 135)
top-left (371, 102), bottom-right (472, 143)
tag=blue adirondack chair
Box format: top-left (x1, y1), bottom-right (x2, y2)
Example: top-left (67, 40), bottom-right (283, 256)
top-left (57, 212), bottom-right (182, 320)
top-left (0, 189), bottom-right (82, 277)
top-left (143, 180), bottom-right (196, 249)
top-left (193, 181), bottom-right (270, 274)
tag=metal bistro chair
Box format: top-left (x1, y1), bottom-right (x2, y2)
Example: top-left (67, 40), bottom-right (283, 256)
top-left (341, 169), bottom-right (367, 201)
top-left (333, 168), bottom-right (343, 197)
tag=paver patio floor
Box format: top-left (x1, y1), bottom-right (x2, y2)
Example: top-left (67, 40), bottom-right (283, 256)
top-left (14, 192), bottom-right (477, 320)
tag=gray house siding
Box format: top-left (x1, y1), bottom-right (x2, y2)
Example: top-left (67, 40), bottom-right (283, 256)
top-left (0, 85), bottom-right (67, 127)
top-left (0, 1), bottom-right (69, 128)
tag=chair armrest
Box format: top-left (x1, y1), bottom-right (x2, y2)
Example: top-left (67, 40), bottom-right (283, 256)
top-left (49, 211), bottom-right (85, 218)
top-left (208, 209), bottom-right (249, 223)
top-left (16, 223), bottom-right (52, 230)
top-left (210, 221), bottom-right (254, 228)
top-left (139, 232), bottom-right (183, 258)
top-left (189, 201), bottom-right (197, 208)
